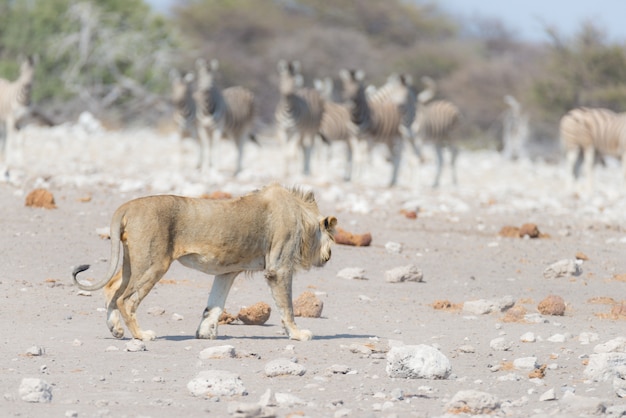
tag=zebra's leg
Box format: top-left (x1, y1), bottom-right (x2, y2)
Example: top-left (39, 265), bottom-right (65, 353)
top-left (196, 272), bottom-right (238, 339)
top-left (449, 144), bottom-right (459, 186)
top-left (622, 152), bottom-right (626, 188)
top-left (432, 143), bottom-right (444, 188)
top-left (565, 148), bottom-right (580, 190)
top-left (344, 139), bottom-right (353, 182)
top-left (388, 138), bottom-right (404, 187)
top-left (301, 134), bottom-right (314, 176)
top-left (233, 133), bottom-right (245, 176)
top-left (197, 126), bottom-right (211, 174)
top-left (4, 116), bottom-right (16, 166)
top-left (211, 128), bottom-right (222, 171)
top-left (582, 146), bottom-right (595, 193)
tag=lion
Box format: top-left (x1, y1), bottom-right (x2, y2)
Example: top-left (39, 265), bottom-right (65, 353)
top-left (72, 183), bottom-right (337, 342)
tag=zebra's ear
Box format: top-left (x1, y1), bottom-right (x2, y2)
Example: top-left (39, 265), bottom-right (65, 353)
top-left (184, 72), bottom-right (195, 83)
top-left (339, 69), bottom-right (349, 81)
top-left (196, 58), bottom-right (206, 70)
top-left (355, 69), bottom-right (365, 81)
top-left (210, 59), bottom-right (219, 71)
top-left (291, 60), bottom-right (301, 74)
top-left (294, 74), bottom-right (304, 88)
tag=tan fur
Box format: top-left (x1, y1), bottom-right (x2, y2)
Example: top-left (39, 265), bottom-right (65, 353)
top-left (73, 184), bottom-right (337, 342)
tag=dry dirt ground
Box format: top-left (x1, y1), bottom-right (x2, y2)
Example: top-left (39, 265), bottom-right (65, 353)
top-left (2, 120), bottom-right (626, 417)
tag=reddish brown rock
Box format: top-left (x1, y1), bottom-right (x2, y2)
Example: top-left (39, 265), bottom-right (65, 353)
top-left (400, 209), bottom-right (417, 219)
top-left (537, 295), bottom-right (566, 316)
top-left (25, 189), bottom-right (57, 209)
top-left (237, 302), bottom-right (271, 325)
top-left (519, 223), bottom-right (540, 238)
top-left (293, 291), bottom-right (323, 318)
top-left (218, 310), bottom-right (237, 325)
top-left (498, 226), bottom-right (520, 238)
top-left (334, 227), bottom-right (372, 247)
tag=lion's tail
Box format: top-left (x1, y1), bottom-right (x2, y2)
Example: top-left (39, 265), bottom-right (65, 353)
top-left (72, 208), bottom-right (125, 291)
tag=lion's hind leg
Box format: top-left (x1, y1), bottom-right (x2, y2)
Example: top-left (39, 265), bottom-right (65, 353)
top-left (265, 270), bottom-right (312, 341)
top-left (196, 272), bottom-right (238, 339)
top-left (104, 270), bottom-right (125, 339)
top-left (117, 261), bottom-right (171, 341)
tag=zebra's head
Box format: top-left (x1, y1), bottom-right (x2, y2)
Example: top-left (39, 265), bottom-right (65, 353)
top-left (339, 69), bottom-right (365, 102)
top-left (19, 55), bottom-right (35, 83)
top-left (277, 59), bottom-right (303, 95)
top-left (195, 58), bottom-right (218, 91)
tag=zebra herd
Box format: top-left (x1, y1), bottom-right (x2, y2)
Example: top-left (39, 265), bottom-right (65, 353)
top-left (2, 55), bottom-right (626, 191)
top-left (171, 59), bottom-right (460, 187)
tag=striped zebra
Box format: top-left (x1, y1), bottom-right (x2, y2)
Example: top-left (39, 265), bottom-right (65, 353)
top-left (169, 69), bottom-right (200, 167)
top-left (560, 107), bottom-right (626, 190)
top-left (339, 69), bottom-right (418, 187)
top-left (412, 76), bottom-right (461, 188)
top-left (275, 59), bottom-right (325, 176)
top-left (193, 58), bottom-right (256, 176)
top-left (313, 77), bottom-right (360, 181)
top-left (0, 56), bottom-right (35, 165)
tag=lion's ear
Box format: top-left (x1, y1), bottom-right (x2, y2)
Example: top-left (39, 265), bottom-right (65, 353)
top-left (322, 216), bottom-right (337, 231)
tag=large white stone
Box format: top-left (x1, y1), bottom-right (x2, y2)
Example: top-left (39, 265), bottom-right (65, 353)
top-left (386, 345), bottom-right (451, 379)
top-left (446, 390), bottom-right (500, 414)
top-left (543, 259), bottom-right (582, 279)
top-left (19, 378), bottom-right (52, 403)
top-left (584, 352), bottom-right (626, 381)
top-left (187, 370), bottom-right (247, 397)
top-left (264, 358), bottom-right (306, 377)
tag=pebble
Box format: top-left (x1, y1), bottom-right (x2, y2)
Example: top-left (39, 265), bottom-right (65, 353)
top-left (514, 357), bottom-right (538, 370)
top-left (385, 241), bottom-right (403, 254)
top-left (446, 390), bottom-right (500, 414)
top-left (124, 339), bottom-right (147, 352)
top-left (386, 344), bottom-right (451, 379)
top-left (547, 333), bottom-right (568, 343)
top-left (336, 267), bottom-right (367, 280)
top-left (187, 370), bottom-right (247, 398)
top-left (384, 264), bottom-right (423, 283)
top-left (543, 259), bottom-right (582, 279)
top-left (489, 337), bottom-right (512, 351)
top-left (199, 345), bottom-right (236, 360)
top-left (25, 346), bottom-right (45, 356)
top-left (520, 332), bottom-right (536, 343)
top-left (579, 332), bottom-right (600, 345)
top-left (274, 392), bottom-right (306, 406)
top-left (539, 388), bottom-right (557, 401)
top-left (171, 313), bottom-right (184, 321)
top-left (264, 358), bottom-right (306, 377)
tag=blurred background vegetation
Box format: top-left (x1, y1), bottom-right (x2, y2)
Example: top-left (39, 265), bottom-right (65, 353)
top-left (1, 0), bottom-right (625, 156)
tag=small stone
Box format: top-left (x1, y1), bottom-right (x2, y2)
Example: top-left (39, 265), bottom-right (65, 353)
top-left (543, 259), bottom-right (582, 279)
top-left (548, 333), bottom-right (568, 343)
top-left (171, 313), bottom-right (184, 321)
top-left (539, 388), bottom-right (557, 401)
top-left (514, 357), bottom-right (538, 370)
top-left (579, 332), bottom-right (600, 345)
top-left (237, 302), bottom-right (272, 325)
top-left (326, 364), bottom-right (352, 375)
top-left (199, 345), bottom-right (236, 360)
top-left (520, 332), bottom-right (536, 343)
top-left (147, 306), bottom-right (166, 316)
top-left (187, 370), bottom-right (247, 397)
top-left (25, 346), bottom-right (45, 357)
top-left (385, 241), bottom-right (403, 254)
top-left (25, 189), bottom-right (56, 209)
top-left (538, 295), bottom-right (566, 316)
top-left (386, 345), bottom-right (451, 379)
top-left (275, 392), bottom-right (305, 406)
top-left (446, 390), bottom-right (500, 414)
top-left (490, 337), bottom-right (512, 351)
top-left (519, 223), bottom-right (541, 238)
top-left (384, 265), bottom-right (423, 283)
top-left (124, 339), bottom-right (147, 352)
top-left (337, 267), bottom-right (367, 280)
top-left (264, 358), bottom-right (306, 377)
top-left (293, 292), bottom-right (323, 318)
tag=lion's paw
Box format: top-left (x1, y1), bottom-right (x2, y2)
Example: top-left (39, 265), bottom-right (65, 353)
top-left (290, 328), bottom-right (313, 341)
top-left (138, 330), bottom-right (156, 341)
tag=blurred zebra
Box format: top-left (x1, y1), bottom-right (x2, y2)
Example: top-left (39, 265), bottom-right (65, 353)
top-left (412, 76), bottom-right (461, 188)
top-left (560, 107), bottom-right (626, 190)
top-left (169, 69), bottom-right (200, 167)
top-left (275, 59), bottom-right (325, 176)
top-left (0, 55), bottom-right (35, 165)
top-left (339, 69), bottom-right (418, 187)
top-left (313, 77), bottom-right (360, 181)
top-left (501, 95), bottom-right (529, 160)
top-left (193, 58), bottom-right (257, 176)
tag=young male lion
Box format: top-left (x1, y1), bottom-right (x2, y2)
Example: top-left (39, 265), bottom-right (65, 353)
top-left (73, 183), bottom-right (337, 342)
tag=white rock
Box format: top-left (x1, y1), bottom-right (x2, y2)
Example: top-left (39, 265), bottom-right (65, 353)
top-left (594, 337), bottom-right (626, 353)
top-left (384, 264), bottom-right (423, 283)
top-left (513, 357), bottom-right (538, 370)
top-left (199, 345), bottom-right (236, 360)
top-left (584, 352), bottom-right (626, 381)
top-left (463, 296), bottom-right (514, 315)
top-left (19, 378), bottom-right (52, 403)
top-left (539, 388), bottom-right (557, 401)
top-left (543, 259), bottom-right (582, 279)
top-left (446, 390), bottom-right (500, 414)
top-left (613, 366), bottom-right (626, 398)
top-left (125, 339), bottom-right (147, 352)
top-left (171, 313), bottom-right (184, 321)
top-left (489, 337), bottom-right (512, 351)
top-left (25, 346), bottom-right (45, 356)
top-left (336, 267), bottom-right (367, 280)
top-left (385, 241), bottom-right (403, 254)
top-left (559, 392), bottom-right (607, 416)
top-left (385, 345), bottom-right (451, 379)
top-left (274, 392), bottom-right (306, 406)
top-left (524, 313), bottom-right (548, 323)
top-left (547, 333), bottom-right (567, 343)
top-left (520, 332), bottom-right (536, 343)
top-left (187, 370), bottom-right (247, 397)
top-left (579, 332), bottom-right (600, 345)
top-left (264, 358), bottom-right (306, 377)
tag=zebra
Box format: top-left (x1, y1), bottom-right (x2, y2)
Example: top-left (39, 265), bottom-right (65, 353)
top-left (501, 95), bottom-right (529, 160)
top-left (313, 77), bottom-right (360, 181)
top-left (193, 58), bottom-right (257, 176)
top-left (560, 107), bottom-right (626, 191)
top-left (412, 76), bottom-right (461, 188)
top-left (339, 69), bottom-right (418, 187)
top-left (169, 69), bottom-right (200, 167)
top-left (0, 55), bottom-right (35, 166)
top-left (275, 59), bottom-right (325, 177)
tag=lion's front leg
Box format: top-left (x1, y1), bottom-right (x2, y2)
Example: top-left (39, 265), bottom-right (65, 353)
top-left (196, 272), bottom-right (237, 339)
top-left (265, 269), bottom-right (312, 341)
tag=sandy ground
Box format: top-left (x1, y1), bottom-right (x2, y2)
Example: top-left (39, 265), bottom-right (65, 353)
top-left (2, 118), bottom-right (626, 417)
